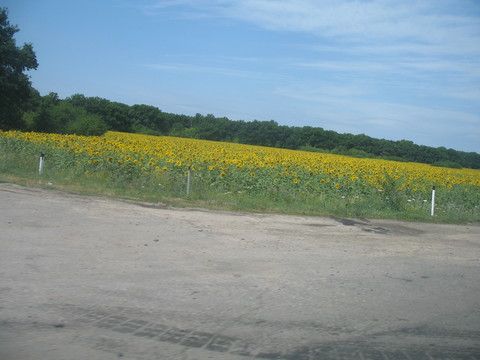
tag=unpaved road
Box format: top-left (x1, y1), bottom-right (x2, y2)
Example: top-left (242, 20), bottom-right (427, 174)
top-left (1, 183), bottom-right (479, 360)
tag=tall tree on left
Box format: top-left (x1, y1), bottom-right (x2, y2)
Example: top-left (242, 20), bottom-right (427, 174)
top-left (0, 7), bottom-right (38, 129)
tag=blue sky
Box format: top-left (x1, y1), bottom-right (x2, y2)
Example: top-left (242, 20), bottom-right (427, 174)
top-left (4, 0), bottom-right (480, 152)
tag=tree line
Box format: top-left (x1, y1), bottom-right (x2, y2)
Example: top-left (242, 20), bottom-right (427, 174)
top-left (1, 7), bottom-right (479, 169)
top-left (20, 92), bottom-right (479, 169)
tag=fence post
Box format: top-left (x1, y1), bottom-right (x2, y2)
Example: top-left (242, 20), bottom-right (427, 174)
top-left (430, 186), bottom-right (435, 216)
top-left (38, 152), bottom-right (45, 175)
top-left (186, 167), bottom-right (192, 196)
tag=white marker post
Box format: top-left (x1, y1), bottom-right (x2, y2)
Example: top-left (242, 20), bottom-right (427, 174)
top-left (430, 186), bottom-right (436, 217)
top-left (38, 152), bottom-right (45, 175)
top-left (186, 167), bottom-right (192, 196)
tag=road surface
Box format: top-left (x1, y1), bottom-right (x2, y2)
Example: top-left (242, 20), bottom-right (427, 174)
top-left (1, 183), bottom-right (479, 359)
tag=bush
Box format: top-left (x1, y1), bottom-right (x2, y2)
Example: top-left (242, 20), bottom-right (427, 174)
top-left (28, 101), bottom-right (107, 136)
top-left (433, 160), bottom-right (462, 169)
top-left (66, 113), bottom-right (107, 135)
top-left (380, 173), bottom-right (406, 211)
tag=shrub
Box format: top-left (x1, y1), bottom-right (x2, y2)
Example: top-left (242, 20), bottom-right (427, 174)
top-left (66, 112), bottom-right (107, 136)
top-left (433, 160), bottom-right (462, 169)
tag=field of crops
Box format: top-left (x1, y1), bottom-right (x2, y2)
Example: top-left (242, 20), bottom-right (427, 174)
top-left (1, 130), bottom-right (479, 221)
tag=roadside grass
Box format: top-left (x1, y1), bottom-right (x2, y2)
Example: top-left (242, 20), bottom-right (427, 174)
top-left (1, 136), bottom-right (479, 223)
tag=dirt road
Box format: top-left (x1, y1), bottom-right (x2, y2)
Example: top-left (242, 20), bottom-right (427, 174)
top-left (1, 183), bottom-right (479, 359)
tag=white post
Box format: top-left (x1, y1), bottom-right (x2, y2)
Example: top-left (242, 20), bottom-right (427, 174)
top-left (186, 168), bottom-right (192, 196)
top-left (38, 152), bottom-right (45, 175)
top-left (430, 186), bottom-right (436, 216)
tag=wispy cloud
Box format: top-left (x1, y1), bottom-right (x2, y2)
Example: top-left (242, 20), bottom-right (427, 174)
top-left (295, 59), bottom-right (480, 78)
top-left (274, 84), bottom-right (480, 146)
top-left (226, 1), bottom-right (480, 55)
top-left (134, 0), bottom-right (480, 150)
top-left (144, 62), bottom-right (288, 80)
top-left (145, 63), bottom-right (256, 78)
top-left (140, 0), bottom-right (480, 73)
top-left (141, 1), bottom-right (480, 54)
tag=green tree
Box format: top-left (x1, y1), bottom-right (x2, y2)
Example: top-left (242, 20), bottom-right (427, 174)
top-left (28, 93), bottom-right (106, 135)
top-left (29, 92), bottom-right (60, 132)
top-left (0, 8), bottom-right (38, 129)
top-left (66, 94), bottom-right (132, 132)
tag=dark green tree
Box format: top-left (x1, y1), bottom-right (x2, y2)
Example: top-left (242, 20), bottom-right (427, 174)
top-left (26, 92), bottom-right (106, 135)
top-left (0, 7), bottom-right (38, 129)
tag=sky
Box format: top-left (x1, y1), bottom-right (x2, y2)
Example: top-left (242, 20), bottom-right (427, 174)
top-left (4, 0), bottom-right (480, 152)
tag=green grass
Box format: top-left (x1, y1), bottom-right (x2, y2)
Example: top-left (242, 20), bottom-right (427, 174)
top-left (1, 136), bottom-right (479, 223)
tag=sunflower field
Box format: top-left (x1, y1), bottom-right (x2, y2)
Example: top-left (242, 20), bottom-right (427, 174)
top-left (1, 130), bottom-right (479, 221)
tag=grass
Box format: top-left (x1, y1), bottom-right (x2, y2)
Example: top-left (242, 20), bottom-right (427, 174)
top-left (1, 135), bottom-right (479, 223)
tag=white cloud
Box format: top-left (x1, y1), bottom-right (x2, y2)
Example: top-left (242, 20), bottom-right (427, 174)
top-left (143, 1), bottom-right (480, 55)
top-left (144, 62), bottom-right (280, 79)
top-left (141, 1), bottom-right (480, 75)
top-left (136, 0), bottom-right (480, 150)
top-left (294, 59), bottom-right (480, 79)
top-left (274, 83), bottom-right (480, 147)
top-left (226, 1), bottom-right (480, 53)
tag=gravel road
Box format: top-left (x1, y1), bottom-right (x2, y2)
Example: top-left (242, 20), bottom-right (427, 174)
top-left (1, 183), bottom-right (479, 359)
